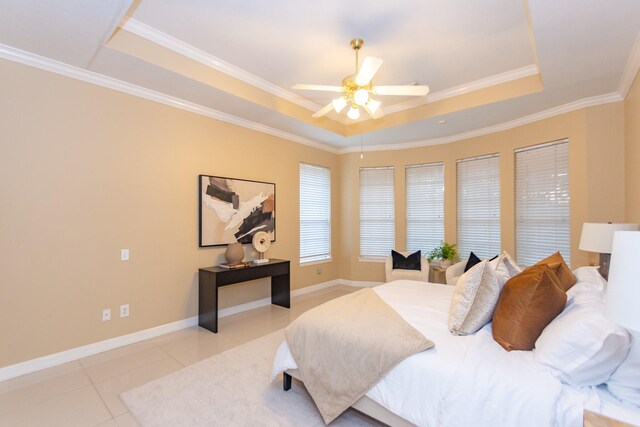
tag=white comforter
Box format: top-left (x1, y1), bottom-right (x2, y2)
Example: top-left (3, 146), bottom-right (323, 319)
top-left (272, 280), bottom-right (598, 427)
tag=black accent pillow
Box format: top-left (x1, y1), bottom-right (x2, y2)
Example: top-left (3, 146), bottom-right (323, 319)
top-left (464, 252), bottom-right (499, 272)
top-left (464, 251), bottom-right (482, 272)
top-left (392, 250), bottom-right (422, 271)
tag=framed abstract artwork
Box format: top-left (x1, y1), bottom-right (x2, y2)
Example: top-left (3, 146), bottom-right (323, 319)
top-left (199, 175), bottom-right (276, 247)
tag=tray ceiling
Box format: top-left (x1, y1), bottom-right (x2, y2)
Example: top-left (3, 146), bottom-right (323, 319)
top-left (0, 0), bottom-right (639, 151)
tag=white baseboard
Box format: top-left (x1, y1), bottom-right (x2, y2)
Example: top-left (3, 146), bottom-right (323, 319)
top-left (0, 278), bottom-right (346, 382)
top-left (0, 316), bottom-right (198, 382)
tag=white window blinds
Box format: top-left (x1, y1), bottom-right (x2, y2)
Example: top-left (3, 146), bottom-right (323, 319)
top-left (456, 154), bottom-right (501, 260)
top-left (515, 139), bottom-right (570, 266)
top-left (299, 163), bottom-right (331, 264)
top-left (406, 162), bottom-right (444, 254)
top-left (360, 167), bottom-right (395, 258)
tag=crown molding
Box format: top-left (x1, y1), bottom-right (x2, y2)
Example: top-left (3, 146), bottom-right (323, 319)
top-left (618, 29), bottom-right (640, 97)
top-left (383, 64), bottom-right (540, 115)
top-left (120, 18), bottom-right (322, 113)
top-left (118, 19), bottom-right (545, 126)
top-left (0, 43), bottom-right (339, 154)
top-left (339, 92), bottom-right (623, 154)
top-left (0, 40), bottom-right (630, 157)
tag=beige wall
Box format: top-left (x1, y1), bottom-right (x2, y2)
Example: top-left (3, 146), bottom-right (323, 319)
top-left (0, 54), bottom-right (635, 369)
top-left (626, 71), bottom-right (640, 221)
top-left (0, 58), bottom-right (341, 368)
top-left (339, 104), bottom-right (626, 282)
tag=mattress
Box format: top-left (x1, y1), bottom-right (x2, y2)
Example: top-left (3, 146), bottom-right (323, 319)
top-left (272, 280), bottom-right (640, 426)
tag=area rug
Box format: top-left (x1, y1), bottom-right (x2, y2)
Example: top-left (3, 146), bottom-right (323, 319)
top-left (120, 330), bottom-right (381, 426)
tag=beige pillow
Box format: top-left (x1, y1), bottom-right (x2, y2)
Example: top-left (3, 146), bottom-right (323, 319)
top-left (449, 260), bottom-right (501, 335)
top-left (494, 251), bottom-right (522, 286)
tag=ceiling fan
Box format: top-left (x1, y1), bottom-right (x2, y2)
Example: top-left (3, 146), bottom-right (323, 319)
top-left (293, 38), bottom-right (430, 121)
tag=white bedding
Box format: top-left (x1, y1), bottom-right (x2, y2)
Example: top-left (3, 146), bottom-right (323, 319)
top-left (272, 280), bottom-right (640, 426)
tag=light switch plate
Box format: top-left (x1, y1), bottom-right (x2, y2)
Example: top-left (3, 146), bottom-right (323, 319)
top-left (120, 249), bottom-right (129, 261)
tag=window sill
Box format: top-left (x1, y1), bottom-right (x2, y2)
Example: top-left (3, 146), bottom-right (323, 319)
top-left (358, 257), bottom-right (386, 263)
top-left (299, 257), bottom-right (333, 267)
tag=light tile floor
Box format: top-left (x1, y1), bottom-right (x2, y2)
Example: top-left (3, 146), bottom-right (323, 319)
top-left (0, 285), bottom-right (356, 426)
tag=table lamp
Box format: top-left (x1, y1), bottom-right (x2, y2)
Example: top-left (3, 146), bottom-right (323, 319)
top-left (578, 223), bottom-right (639, 280)
top-left (606, 231), bottom-right (640, 332)
top-left (605, 230), bottom-right (640, 409)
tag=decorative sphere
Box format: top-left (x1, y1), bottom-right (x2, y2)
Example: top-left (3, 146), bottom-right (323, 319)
top-left (225, 243), bottom-right (244, 264)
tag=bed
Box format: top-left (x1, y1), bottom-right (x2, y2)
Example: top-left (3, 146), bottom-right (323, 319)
top-left (272, 272), bottom-right (640, 426)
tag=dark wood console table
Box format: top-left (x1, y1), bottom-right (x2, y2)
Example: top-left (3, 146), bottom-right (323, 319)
top-left (198, 259), bottom-right (290, 333)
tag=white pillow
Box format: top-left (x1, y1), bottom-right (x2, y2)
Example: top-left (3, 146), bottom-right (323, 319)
top-left (572, 266), bottom-right (606, 291)
top-left (566, 281), bottom-right (605, 307)
top-left (493, 251), bottom-right (522, 286)
top-left (607, 330), bottom-right (640, 406)
top-left (489, 256), bottom-right (500, 270)
top-left (534, 302), bottom-right (630, 387)
top-left (449, 260), bottom-right (501, 335)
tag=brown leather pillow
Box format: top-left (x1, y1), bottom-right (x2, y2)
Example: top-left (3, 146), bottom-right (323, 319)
top-left (535, 252), bottom-right (576, 291)
top-left (492, 264), bottom-right (567, 351)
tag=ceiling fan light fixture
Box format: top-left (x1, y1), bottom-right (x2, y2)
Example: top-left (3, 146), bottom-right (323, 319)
top-left (347, 106), bottom-right (360, 120)
top-left (354, 88), bottom-right (369, 106)
top-left (367, 98), bottom-right (381, 114)
top-left (294, 38), bottom-right (428, 120)
top-left (332, 97), bottom-right (347, 113)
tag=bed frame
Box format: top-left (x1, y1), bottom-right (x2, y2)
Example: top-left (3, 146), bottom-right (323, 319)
top-left (283, 369), bottom-right (415, 427)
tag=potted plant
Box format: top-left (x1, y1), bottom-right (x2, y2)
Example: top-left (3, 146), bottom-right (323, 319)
top-left (427, 242), bottom-right (459, 268)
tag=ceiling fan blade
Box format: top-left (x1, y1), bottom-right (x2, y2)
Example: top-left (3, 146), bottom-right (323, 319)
top-left (355, 57), bottom-right (383, 86)
top-left (312, 102), bottom-right (335, 118)
top-left (292, 84), bottom-right (343, 92)
top-left (374, 85), bottom-right (430, 96)
top-left (363, 104), bottom-right (385, 119)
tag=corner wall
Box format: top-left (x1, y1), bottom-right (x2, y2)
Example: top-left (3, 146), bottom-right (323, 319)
top-left (0, 58), bottom-right (340, 368)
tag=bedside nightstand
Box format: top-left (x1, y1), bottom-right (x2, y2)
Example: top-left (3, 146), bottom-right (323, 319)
top-left (584, 410), bottom-right (637, 427)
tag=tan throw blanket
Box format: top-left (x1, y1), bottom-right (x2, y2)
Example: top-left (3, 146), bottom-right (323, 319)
top-left (285, 288), bottom-right (434, 424)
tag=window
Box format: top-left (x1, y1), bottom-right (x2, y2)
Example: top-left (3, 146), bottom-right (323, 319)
top-left (299, 163), bottom-right (331, 264)
top-left (456, 154), bottom-right (501, 260)
top-left (406, 162), bottom-right (444, 254)
top-left (360, 167), bottom-right (395, 258)
top-left (515, 139), bottom-right (570, 266)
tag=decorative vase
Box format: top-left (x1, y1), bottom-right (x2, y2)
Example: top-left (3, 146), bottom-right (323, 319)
top-left (225, 243), bottom-right (245, 264)
top-left (440, 259), bottom-right (452, 268)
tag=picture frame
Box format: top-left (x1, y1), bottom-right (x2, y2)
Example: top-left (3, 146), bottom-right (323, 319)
top-left (199, 175), bottom-right (276, 247)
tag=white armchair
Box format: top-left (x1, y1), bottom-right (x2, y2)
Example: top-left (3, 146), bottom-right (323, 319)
top-left (385, 251), bottom-right (430, 283)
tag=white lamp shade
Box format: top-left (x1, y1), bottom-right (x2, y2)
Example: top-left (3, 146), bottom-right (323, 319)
top-left (347, 106), bottom-right (360, 120)
top-left (354, 89), bottom-right (369, 106)
top-left (607, 231), bottom-right (640, 332)
top-left (367, 98), bottom-right (381, 114)
top-left (579, 223), bottom-right (639, 253)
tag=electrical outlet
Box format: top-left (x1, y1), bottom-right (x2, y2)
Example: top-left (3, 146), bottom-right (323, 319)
top-left (120, 249), bottom-right (129, 261)
top-left (102, 308), bottom-right (111, 321)
top-left (120, 304), bottom-right (130, 318)
top-left (316, 266), bottom-right (322, 275)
